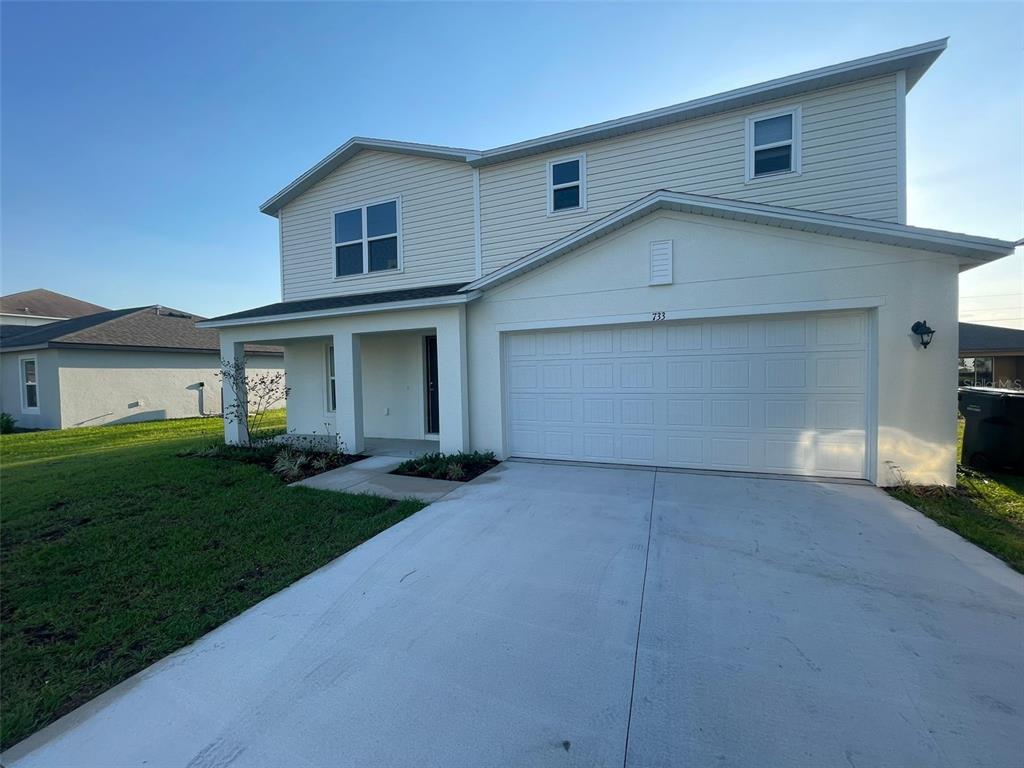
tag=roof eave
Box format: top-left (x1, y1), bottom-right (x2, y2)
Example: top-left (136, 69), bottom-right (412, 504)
top-left (198, 291), bottom-right (480, 329)
top-left (260, 138), bottom-right (481, 217)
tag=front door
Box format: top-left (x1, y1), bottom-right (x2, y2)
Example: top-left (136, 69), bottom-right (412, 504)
top-left (424, 336), bottom-right (440, 434)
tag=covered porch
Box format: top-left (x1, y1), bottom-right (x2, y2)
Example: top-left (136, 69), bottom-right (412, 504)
top-left (215, 303), bottom-right (469, 456)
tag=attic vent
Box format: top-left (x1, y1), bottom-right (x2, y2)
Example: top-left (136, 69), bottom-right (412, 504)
top-left (649, 240), bottom-right (673, 285)
top-left (163, 311), bottom-right (193, 319)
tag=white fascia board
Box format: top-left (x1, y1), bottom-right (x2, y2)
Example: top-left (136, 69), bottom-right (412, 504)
top-left (470, 39), bottom-right (948, 167)
top-left (462, 191), bottom-right (1016, 292)
top-left (197, 292), bottom-right (480, 330)
top-left (260, 138), bottom-right (481, 216)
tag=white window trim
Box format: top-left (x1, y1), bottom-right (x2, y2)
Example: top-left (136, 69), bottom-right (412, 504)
top-left (745, 106), bottom-right (802, 183)
top-left (331, 196), bottom-right (404, 281)
top-left (325, 344), bottom-right (336, 412)
top-left (546, 154), bottom-right (587, 215)
top-left (19, 354), bottom-right (39, 414)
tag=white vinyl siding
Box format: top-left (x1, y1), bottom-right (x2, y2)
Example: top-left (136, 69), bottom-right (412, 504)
top-left (479, 75), bottom-right (900, 275)
top-left (280, 151), bottom-right (476, 301)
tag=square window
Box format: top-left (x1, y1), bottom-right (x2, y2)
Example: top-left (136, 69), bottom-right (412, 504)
top-left (334, 209), bottom-right (362, 243)
top-left (754, 145), bottom-right (792, 176)
top-left (366, 201), bottom-right (397, 238)
top-left (551, 159), bottom-right (580, 186)
top-left (368, 237), bottom-right (398, 272)
top-left (552, 186), bottom-right (580, 211)
top-left (753, 114), bottom-right (792, 145)
top-left (336, 243), bottom-right (363, 276)
top-left (331, 199), bottom-right (401, 277)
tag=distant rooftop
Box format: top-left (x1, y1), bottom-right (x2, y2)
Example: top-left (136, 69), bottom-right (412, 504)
top-left (959, 322), bottom-right (1024, 354)
top-left (0, 288), bottom-right (108, 320)
top-left (0, 305), bottom-right (281, 355)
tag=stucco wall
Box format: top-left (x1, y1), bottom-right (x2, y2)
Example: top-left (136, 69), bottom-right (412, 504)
top-left (0, 349), bottom-right (61, 429)
top-left (466, 211), bottom-right (959, 486)
top-left (54, 349), bottom-right (284, 428)
top-left (360, 332), bottom-right (428, 439)
top-left (283, 340), bottom-right (334, 437)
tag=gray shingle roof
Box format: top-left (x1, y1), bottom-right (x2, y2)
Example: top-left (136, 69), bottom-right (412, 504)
top-left (206, 283), bottom-right (469, 323)
top-left (0, 306), bottom-right (281, 355)
top-left (959, 322), bottom-right (1024, 354)
top-left (0, 289), bottom-right (108, 320)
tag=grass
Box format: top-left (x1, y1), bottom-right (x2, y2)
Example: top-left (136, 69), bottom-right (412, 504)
top-left (393, 450), bottom-right (499, 482)
top-left (0, 412), bottom-right (424, 749)
top-left (888, 420), bottom-right (1024, 574)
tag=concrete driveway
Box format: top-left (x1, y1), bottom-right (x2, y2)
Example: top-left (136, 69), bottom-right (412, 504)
top-left (6, 462), bottom-right (1023, 767)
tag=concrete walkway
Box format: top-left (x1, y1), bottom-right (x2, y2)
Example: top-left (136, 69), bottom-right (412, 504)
top-left (5, 463), bottom-right (1023, 767)
top-left (292, 454), bottom-right (463, 502)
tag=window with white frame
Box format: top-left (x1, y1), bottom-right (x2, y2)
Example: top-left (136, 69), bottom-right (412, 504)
top-left (326, 345), bottom-right (336, 411)
top-left (548, 155), bottom-right (586, 213)
top-left (333, 199), bottom-right (401, 277)
top-left (746, 108), bottom-right (801, 180)
top-left (20, 356), bottom-right (39, 412)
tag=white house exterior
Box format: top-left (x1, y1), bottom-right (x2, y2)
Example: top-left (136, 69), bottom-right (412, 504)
top-left (0, 307), bottom-right (283, 429)
top-left (201, 39), bottom-right (1016, 486)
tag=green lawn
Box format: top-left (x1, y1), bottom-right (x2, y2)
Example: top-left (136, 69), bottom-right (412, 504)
top-left (888, 420), bottom-right (1024, 574)
top-left (0, 413), bottom-right (423, 749)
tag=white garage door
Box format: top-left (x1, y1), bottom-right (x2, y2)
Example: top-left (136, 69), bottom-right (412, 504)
top-left (504, 311), bottom-right (869, 478)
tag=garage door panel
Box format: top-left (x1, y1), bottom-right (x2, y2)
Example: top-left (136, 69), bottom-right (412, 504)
top-left (504, 312), bottom-right (869, 478)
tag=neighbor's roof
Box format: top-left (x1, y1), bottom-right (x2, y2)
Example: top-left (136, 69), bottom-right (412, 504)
top-left (462, 191), bottom-right (1018, 292)
top-left (260, 39), bottom-right (948, 216)
top-left (0, 306), bottom-right (282, 355)
top-left (0, 288), bottom-right (108, 320)
top-left (199, 283), bottom-right (471, 328)
top-left (959, 322), bottom-right (1024, 354)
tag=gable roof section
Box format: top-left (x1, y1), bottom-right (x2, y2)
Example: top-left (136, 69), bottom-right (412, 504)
top-left (0, 306), bottom-right (281, 355)
top-left (959, 322), bottom-right (1024, 354)
top-left (199, 283), bottom-right (472, 328)
top-left (260, 39), bottom-right (948, 216)
top-left (0, 288), bottom-right (108, 320)
top-left (462, 191), bottom-right (1017, 292)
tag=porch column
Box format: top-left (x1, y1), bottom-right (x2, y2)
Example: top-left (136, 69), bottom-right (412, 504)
top-left (436, 306), bottom-right (470, 453)
top-left (221, 340), bottom-right (249, 445)
top-left (332, 331), bottom-right (364, 454)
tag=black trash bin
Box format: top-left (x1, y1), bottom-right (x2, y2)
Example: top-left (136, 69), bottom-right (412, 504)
top-left (958, 387), bottom-right (1024, 472)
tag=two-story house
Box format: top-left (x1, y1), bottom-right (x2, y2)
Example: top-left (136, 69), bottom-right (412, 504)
top-left (201, 39), bottom-right (1015, 486)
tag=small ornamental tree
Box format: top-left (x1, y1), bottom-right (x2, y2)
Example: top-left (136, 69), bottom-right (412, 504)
top-left (218, 357), bottom-right (289, 446)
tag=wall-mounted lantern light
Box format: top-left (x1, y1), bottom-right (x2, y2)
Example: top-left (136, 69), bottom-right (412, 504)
top-left (911, 320), bottom-right (935, 349)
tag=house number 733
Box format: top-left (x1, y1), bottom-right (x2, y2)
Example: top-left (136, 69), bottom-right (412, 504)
top-left (651, 311), bottom-right (667, 321)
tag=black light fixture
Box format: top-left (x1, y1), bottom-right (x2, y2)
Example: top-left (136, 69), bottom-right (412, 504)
top-left (911, 320), bottom-right (935, 349)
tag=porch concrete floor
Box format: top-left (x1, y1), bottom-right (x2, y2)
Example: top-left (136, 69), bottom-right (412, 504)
top-left (292, 454), bottom-right (462, 502)
top-left (363, 437), bottom-right (439, 457)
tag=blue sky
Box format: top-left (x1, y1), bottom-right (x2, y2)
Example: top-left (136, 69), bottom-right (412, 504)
top-left (2, 2), bottom-right (1021, 326)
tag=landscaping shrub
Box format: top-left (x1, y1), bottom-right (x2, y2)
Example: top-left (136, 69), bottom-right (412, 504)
top-left (0, 412), bottom-right (16, 434)
top-left (180, 438), bottom-right (361, 482)
top-left (393, 451), bottom-right (498, 482)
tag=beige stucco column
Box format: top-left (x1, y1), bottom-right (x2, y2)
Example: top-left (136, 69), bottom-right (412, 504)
top-left (436, 305), bottom-right (470, 453)
top-left (221, 340), bottom-right (249, 445)
top-left (332, 330), bottom-right (364, 453)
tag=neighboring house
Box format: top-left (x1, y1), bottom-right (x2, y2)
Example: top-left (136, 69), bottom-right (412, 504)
top-left (0, 288), bottom-right (108, 327)
top-left (200, 39), bottom-right (1016, 486)
top-left (959, 323), bottom-right (1024, 389)
top-left (0, 306), bottom-right (283, 429)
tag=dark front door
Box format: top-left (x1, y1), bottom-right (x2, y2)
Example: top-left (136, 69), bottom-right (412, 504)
top-left (424, 336), bottom-right (440, 434)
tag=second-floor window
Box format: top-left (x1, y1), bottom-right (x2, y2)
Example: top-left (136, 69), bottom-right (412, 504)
top-left (548, 155), bottom-right (586, 213)
top-left (746, 108), bottom-right (801, 180)
top-left (333, 199), bottom-right (401, 277)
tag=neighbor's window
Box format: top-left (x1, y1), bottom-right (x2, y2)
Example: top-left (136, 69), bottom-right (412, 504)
top-left (333, 199), bottom-right (400, 277)
top-left (747, 109), bottom-right (801, 180)
top-left (958, 357), bottom-right (994, 387)
top-left (326, 345), bottom-right (336, 411)
top-left (548, 155), bottom-right (586, 213)
top-left (20, 356), bottom-right (38, 412)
